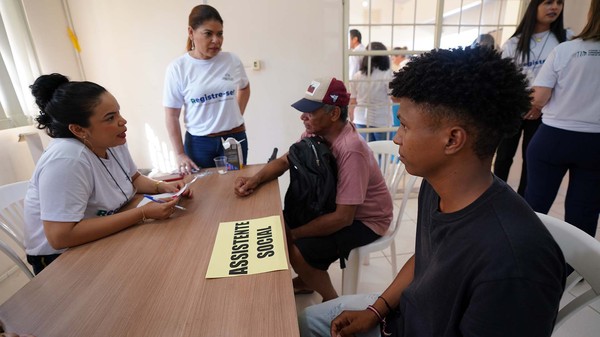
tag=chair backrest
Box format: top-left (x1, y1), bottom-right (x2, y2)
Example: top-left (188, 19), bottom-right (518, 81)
top-left (0, 180), bottom-right (29, 250)
top-left (536, 212), bottom-right (600, 332)
top-left (368, 140), bottom-right (420, 238)
top-left (368, 140), bottom-right (404, 197)
top-left (0, 238), bottom-right (33, 279)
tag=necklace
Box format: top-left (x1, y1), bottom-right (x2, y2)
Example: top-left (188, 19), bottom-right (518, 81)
top-left (531, 31), bottom-right (551, 49)
top-left (94, 148), bottom-right (133, 204)
top-left (533, 32), bottom-right (546, 43)
top-left (529, 31), bottom-right (552, 72)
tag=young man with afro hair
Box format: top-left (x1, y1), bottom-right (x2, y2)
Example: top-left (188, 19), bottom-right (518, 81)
top-left (298, 46), bottom-right (566, 337)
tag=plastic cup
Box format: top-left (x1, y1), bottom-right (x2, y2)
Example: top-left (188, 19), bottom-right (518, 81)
top-left (214, 156), bottom-right (228, 175)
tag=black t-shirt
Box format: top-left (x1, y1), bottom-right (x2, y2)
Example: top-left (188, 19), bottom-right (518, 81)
top-left (395, 176), bottom-right (566, 337)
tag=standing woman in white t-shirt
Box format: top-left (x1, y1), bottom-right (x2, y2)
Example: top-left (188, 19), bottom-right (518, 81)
top-left (493, 0), bottom-right (571, 196)
top-left (527, 0), bottom-right (600, 238)
top-left (350, 41), bottom-right (394, 142)
top-left (164, 4), bottom-right (251, 174)
top-left (24, 74), bottom-right (189, 274)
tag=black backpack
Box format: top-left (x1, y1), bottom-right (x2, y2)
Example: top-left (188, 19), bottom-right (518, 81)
top-left (283, 137), bottom-right (337, 229)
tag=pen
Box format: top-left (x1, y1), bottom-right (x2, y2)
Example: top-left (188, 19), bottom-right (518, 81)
top-left (144, 195), bottom-right (165, 203)
top-left (144, 195), bottom-right (186, 211)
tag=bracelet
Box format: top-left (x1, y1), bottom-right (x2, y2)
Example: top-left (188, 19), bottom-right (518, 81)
top-left (140, 207), bottom-right (147, 223)
top-left (154, 180), bottom-right (163, 193)
top-left (378, 295), bottom-right (393, 312)
top-left (366, 305), bottom-right (383, 322)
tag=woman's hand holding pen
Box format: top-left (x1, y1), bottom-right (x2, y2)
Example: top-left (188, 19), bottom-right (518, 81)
top-left (141, 197), bottom-right (180, 220)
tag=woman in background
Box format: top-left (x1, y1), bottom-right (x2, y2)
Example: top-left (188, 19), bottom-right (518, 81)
top-left (164, 4), bottom-right (250, 174)
top-left (493, 0), bottom-right (571, 196)
top-left (350, 41), bottom-right (393, 142)
top-left (25, 73), bottom-right (187, 274)
top-left (471, 33), bottom-right (498, 49)
top-left (527, 0), bottom-right (600, 238)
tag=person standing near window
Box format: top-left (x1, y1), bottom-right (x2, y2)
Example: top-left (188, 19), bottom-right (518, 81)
top-left (494, 0), bottom-right (572, 196)
top-left (390, 47), bottom-right (409, 73)
top-left (349, 29), bottom-right (366, 79)
top-left (350, 42), bottom-right (393, 141)
top-left (164, 4), bottom-right (251, 174)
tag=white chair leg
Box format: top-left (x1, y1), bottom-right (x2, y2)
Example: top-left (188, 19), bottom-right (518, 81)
top-left (390, 241), bottom-right (398, 277)
top-left (342, 249), bottom-right (360, 295)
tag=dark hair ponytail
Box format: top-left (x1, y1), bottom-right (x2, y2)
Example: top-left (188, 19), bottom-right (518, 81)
top-left (360, 41), bottom-right (390, 75)
top-left (30, 73), bottom-right (107, 138)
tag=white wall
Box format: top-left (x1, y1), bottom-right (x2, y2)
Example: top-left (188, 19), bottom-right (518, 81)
top-left (36, 0), bottom-right (343, 173)
top-left (564, 0), bottom-right (590, 35)
top-left (21, 0), bottom-right (81, 80)
top-left (0, 126), bottom-right (51, 185)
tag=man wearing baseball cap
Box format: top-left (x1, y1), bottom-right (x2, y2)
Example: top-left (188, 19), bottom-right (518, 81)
top-left (234, 77), bottom-right (393, 302)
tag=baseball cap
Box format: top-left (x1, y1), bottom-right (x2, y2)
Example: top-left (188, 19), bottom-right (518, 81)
top-left (291, 77), bottom-right (350, 113)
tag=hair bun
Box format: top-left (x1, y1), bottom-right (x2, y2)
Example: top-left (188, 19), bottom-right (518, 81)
top-left (30, 73), bottom-right (69, 112)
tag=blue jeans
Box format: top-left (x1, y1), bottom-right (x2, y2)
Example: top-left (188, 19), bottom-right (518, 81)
top-left (525, 124), bottom-right (600, 237)
top-left (298, 293), bottom-right (381, 337)
top-left (184, 131), bottom-right (248, 168)
top-left (354, 124), bottom-right (389, 142)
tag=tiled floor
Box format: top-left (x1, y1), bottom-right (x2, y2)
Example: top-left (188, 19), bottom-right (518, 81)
top-left (294, 159), bottom-right (600, 336)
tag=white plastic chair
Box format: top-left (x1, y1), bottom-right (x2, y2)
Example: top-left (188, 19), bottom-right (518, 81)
top-left (366, 140), bottom-right (407, 200)
top-left (0, 238), bottom-right (33, 279)
top-left (0, 180), bottom-right (33, 279)
top-left (341, 141), bottom-right (419, 295)
top-left (536, 212), bottom-right (600, 333)
top-left (0, 181), bottom-right (28, 250)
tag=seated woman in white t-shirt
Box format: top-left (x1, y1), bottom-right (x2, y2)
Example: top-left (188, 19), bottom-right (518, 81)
top-left (24, 73), bottom-right (191, 274)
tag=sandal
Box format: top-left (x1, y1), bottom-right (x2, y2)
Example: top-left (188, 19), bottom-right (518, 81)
top-left (294, 288), bottom-right (315, 295)
top-left (292, 276), bottom-right (315, 295)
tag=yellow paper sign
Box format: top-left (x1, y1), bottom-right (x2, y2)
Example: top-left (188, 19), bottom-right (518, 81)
top-left (206, 215), bottom-right (288, 278)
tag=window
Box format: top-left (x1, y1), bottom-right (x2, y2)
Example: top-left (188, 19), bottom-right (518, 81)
top-left (0, 0), bottom-right (40, 130)
top-left (345, 0), bottom-right (525, 137)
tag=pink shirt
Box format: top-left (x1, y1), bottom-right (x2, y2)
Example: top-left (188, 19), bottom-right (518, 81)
top-left (303, 122), bottom-right (393, 235)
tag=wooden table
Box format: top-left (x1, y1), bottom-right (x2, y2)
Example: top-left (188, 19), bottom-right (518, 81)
top-left (0, 165), bottom-right (299, 337)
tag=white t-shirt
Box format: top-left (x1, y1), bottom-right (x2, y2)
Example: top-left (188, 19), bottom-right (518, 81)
top-left (349, 43), bottom-right (366, 79)
top-left (502, 30), bottom-right (574, 87)
top-left (534, 39), bottom-right (600, 133)
top-left (163, 52), bottom-right (249, 135)
top-left (24, 139), bottom-right (137, 256)
top-left (350, 68), bottom-right (393, 127)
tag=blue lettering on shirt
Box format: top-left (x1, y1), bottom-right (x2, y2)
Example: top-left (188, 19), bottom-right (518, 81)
top-left (523, 59), bottom-right (546, 68)
top-left (190, 90), bottom-right (236, 104)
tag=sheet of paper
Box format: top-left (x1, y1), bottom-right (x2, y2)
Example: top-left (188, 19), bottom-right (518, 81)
top-left (206, 215), bottom-right (289, 278)
top-left (173, 175), bottom-right (198, 197)
top-left (137, 176), bottom-right (200, 207)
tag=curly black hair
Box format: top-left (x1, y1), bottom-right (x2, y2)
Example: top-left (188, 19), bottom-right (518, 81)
top-left (30, 73), bottom-right (107, 138)
top-left (389, 46), bottom-right (531, 159)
